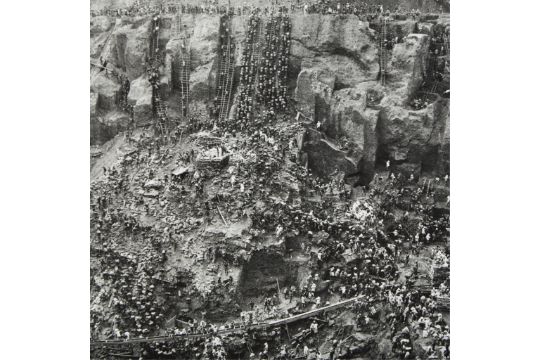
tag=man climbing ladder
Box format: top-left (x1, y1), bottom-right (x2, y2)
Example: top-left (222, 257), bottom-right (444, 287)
top-left (179, 39), bottom-right (191, 119)
top-left (215, 14), bottom-right (235, 123)
top-left (380, 16), bottom-right (388, 86)
top-left (148, 13), bottom-right (170, 136)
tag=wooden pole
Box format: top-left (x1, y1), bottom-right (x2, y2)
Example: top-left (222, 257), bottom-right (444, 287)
top-left (216, 205), bottom-right (228, 226)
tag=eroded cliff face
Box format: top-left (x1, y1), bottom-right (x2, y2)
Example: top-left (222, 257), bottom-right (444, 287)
top-left (290, 16), bottom-right (449, 180)
top-left (90, 13), bottom-right (449, 177)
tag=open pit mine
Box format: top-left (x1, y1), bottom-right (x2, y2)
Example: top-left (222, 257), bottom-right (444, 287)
top-left (90, 1), bottom-right (450, 359)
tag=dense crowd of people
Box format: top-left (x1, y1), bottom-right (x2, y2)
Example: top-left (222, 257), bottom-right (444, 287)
top-left (91, 0), bottom-right (446, 19)
top-left (91, 3), bottom-right (450, 359)
top-left (235, 13), bottom-right (262, 126)
top-left (212, 15), bottom-right (236, 121)
top-left (257, 12), bottom-right (291, 113)
top-left (146, 13), bottom-right (176, 134)
top-left (426, 24), bottom-right (450, 89)
top-left (91, 102), bottom-right (450, 358)
top-left (235, 8), bottom-right (291, 128)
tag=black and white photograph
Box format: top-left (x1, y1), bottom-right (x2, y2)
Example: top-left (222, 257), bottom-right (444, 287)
top-left (9, 0), bottom-right (540, 359)
top-left (89, 1), bottom-right (450, 359)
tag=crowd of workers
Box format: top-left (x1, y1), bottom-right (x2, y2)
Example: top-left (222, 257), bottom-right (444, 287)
top-left (257, 12), bottom-right (291, 113)
top-left (91, 0), bottom-right (445, 19)
top-left (174, 38), bottom-right (191, 118)
top-left (235, 8), bottom-right (291, 127)
top-left (235, 13), bottom-right (262, 126)
top-left (147, 13), bottom-right (177, 135)
top-left (212, 15), bottom-right (236, 121)
top-left (425, 24), bottom-right (450, 89)
top-left (91, 164), bottom-right (177, 340)
top-left (91, 101), bottom-right (450, 358)
top-left (91, 2), bottom-right (450, 359)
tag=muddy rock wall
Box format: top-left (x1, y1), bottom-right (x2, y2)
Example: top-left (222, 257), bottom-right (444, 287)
top-left (90, 12), bottom-right (449, 177)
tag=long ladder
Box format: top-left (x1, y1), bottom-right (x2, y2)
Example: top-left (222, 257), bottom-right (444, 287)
top-left (380, 17), bottom-right (387, 86)
top-left (270, 14), bottom-right (283, 109)
top-left (250, 17), bottom-right (264, 118)
top-left (235, 15), bottom-right (260, 122)
top-left (215, 17), bottom-right (228, 120)
top-left (271, 14), bottom-right (284, 110)
top-left (443, 32), bottom-right (450, 58)
top-left (223, 38), bottom-right (235, 123)
top-left (170, 13), bottom-right (181, 40)
top-left (179, 38), bottom-right (191, 119)
top-left (154, 91), bottom-right (169, 134)
top-left (172, 13), bottom-right (190, 120)
top-left (276, 15), bottom-right (291, 111)
top-left (257, 14), bottom-right (279, 106)
top-left (149, 14), bottom-right (169, 135)
top-left (217, 16), bottom-right (235, 123)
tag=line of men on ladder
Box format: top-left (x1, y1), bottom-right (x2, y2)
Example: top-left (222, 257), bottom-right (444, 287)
top-left (213, 16), bottom-right (235, 120)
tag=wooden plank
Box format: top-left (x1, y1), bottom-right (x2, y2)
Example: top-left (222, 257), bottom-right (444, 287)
top-left (91, 296), bottom-right (363, 347)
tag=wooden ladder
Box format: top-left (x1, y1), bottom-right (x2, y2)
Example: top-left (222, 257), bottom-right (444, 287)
top-left (443, 33), bottom-right (450, 57)
top-left (218, 17), bottom-right (235, 123)
top-left (250, 17), bottom-right (264, 117)
top-left (380, 18), bottom-right (387, 86)
top-left (178, 38), bottom-right (190, 119)
top-left (171, 13), bottom-right (182, 40)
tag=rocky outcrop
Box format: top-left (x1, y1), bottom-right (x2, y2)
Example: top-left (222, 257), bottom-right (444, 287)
top-left (290, 17), bottom-right (439, 179)
top-left (90, 16), bottom-right (114, 37)
top-left (295, 67), bottom-right (335, 120)
top-left (289, 14), bottom-right (378, 73)
top-left (164, 14), bottom-right (219, 102)
top-left (294, 24), bottom-right (445, 179)
top-left (326, 85), bottom-right (381, 184)
top-left (91, 72), bottom-right (120, 111)
top-left (90, 12), bottom-right (449, 176)
top-left (386, 33), bottom-right (430, 101)
top-left (101, 110), bottom-right (131, 128)
top-left (128, 76), bottom-right (153, 126)
top-left (303, 129), bottom-right (357, 179)
top-left (289, 14), bottom-right (379, 92)
top-left (439, 106), bottom-right (450, 173)
top-left (378, 97), bottom-right (449, 168)
top-left (114, 18), bottom-right (151, 80)
top-left (91, 111), bottom-right (131, 145)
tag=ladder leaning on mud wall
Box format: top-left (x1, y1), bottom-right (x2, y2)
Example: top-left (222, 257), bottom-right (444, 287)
top-left (250, 16), bottom-right (264, 119)
top-left (379, 17), bottom-right (388, 86)
top-left (149, 14), bottom-right (170, 135)
top-left (171, 14), bottom-right (191, 120)
top-left (178, 39), bottom-right (191, 119)
top-left (217, 15), bottom-right (235, 123)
